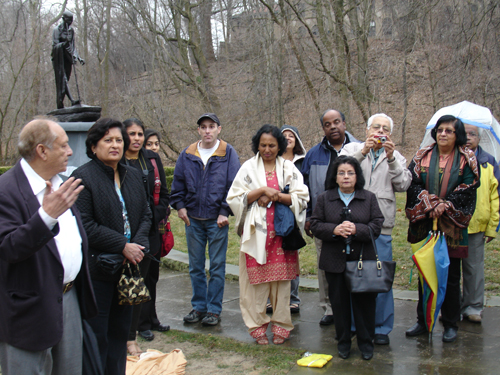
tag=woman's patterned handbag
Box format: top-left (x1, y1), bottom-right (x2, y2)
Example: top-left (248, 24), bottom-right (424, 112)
top-left (117, 263), bottom-right (151, 305)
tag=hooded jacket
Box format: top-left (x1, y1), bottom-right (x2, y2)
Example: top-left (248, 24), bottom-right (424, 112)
top-left (468, 146), bottom-right (500, 236)
top-left (281, 124), bottom-right (307, 172)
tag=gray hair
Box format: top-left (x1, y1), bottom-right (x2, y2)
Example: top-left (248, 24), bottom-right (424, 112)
top-left (367, 113), bottom-right (394, 134)
top-left (18, 118), bottom-right (59, 162)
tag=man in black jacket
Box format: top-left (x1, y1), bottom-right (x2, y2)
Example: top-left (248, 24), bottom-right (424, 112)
top-left (0, 118), bottom-right (97, 375)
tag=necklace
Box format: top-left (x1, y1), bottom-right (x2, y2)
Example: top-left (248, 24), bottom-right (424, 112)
top-left (265, 164), bottom-right (276, 178)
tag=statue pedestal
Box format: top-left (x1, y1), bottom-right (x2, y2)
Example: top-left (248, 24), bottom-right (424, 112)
top-left (47, 104), bottom-right (102, 175)
top-left (47, 104), bottom-right (101, 122)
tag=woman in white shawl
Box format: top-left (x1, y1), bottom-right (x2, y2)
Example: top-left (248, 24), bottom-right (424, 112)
top-left (227, 125), bottom-right (309, 345)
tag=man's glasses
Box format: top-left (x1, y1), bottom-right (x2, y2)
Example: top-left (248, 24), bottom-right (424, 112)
top-left (371, 124), bottom-right (391, 133)
top-left (436, 128), bottom-right (455, 135)
top-left (466, 132), bottom-right (478, 137)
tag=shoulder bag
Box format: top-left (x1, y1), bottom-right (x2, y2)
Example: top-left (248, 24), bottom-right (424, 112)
top-left (344, 226), bottom-right (396, 293)
top-left (274, 185), bottom-right (306, 251)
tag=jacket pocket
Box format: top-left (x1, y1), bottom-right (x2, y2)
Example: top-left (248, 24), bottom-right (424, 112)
top-left (375, 190), bottom-right (396, 228)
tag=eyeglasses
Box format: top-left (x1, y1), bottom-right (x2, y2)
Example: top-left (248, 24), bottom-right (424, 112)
top-left (337, 171), bottom-right (356, 176)
top-left (371, 124), bottom-right (391, 133)
top-left (436, 128), bottom-right (455, 135)
top-left (466, 132), bottom-right (478, 137)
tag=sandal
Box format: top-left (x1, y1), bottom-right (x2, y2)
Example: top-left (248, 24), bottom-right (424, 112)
top-left (273, 334), bottom-right (286, 345)
top-left (290, 303), bottom-right (300, 314)
top-left (255, 335), bottom-right (269, 345)
top-left (266, 303), bottom-right (273, 314)
top-left (127, 340), bottom-right (143, 356)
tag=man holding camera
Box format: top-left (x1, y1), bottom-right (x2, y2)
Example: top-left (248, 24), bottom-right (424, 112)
top-left (341, 113), bottom-right (411, 345)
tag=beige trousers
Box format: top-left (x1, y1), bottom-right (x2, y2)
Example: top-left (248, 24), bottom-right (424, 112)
top-left (239, 252), bottom-right (293, 335)
top-left (315, 237), bottom-right (333, 315)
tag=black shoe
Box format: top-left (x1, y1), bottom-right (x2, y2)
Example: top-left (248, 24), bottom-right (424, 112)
top-left (183, 309), bottom-right (206, 323)
top-left (152, 324), bottom-right (170, 332)
top-left (361, 352), bottom-right (373, 360)
top-left (201, 312), bottom-right (221, 326)
top-left (442, 327), bottom-right (458, 343)
top-left (405, 322), bottom-right (427, 337)
top-left (338, 350), bottom-right (350, 359)
top-left (374, 334), bottom-right (390, 345)
top-left (138, 330), bottom-right (154, 341)
top-left (319, 314), bottom-right (334, 326)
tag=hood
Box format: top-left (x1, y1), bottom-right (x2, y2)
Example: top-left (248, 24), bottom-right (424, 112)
top-left (281, 124), bottom-right (307, 157)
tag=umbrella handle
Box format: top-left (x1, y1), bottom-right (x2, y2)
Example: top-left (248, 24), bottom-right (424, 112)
top-left (433, 218), bottom-right (438, 231)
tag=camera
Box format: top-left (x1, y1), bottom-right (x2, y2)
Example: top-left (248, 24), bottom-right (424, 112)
top-left (374, 135), bottom-right (387, 143)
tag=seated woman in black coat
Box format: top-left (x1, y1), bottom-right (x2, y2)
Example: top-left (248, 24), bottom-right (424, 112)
top-left (310, 156), bottom-right (384, 361)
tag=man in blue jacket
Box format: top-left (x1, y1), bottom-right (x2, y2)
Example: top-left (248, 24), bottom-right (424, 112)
top-left (461, 124), bottom-right (500, 323)
top-left (170, 113), bottom-right (240, 326)
top-left (302, 109), bottom-right (359, 325)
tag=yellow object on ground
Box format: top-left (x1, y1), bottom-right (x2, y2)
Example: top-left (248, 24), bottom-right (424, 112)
top-left (297, 353), bottom-right (333, 368)
top-left (126, 349), bottom-right (187, 375)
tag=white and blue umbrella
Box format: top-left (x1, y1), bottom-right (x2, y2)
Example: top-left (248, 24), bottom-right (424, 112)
top-left (420, 101), bottom-right (500, 162)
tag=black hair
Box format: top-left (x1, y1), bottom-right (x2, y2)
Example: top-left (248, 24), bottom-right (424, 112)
top-left (123, 118), bottom-right (145, 131)
top-left (251, 124), bottom-right (288, 156)
top-left (144, 129), bottom-right (161, 143)
top-left (430, 115), bottom-right (467, 146)
top-left (85, 118), bottom-right (130, 159)
top-left (325, 155), bottom-right (365, 191)
top-left (320, 109), bottom-right (345, 126)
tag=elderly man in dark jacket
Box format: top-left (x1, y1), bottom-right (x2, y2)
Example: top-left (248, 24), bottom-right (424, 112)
top-left (170, 113), bottom-right (240, 326)
top-left (0, 118), bottom-right (96, 375)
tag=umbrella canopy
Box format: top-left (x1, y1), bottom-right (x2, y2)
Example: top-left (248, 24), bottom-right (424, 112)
top-left (420, 101), bottom-right (500, 162)
top-left (411, 224), bottom-right (450, 333)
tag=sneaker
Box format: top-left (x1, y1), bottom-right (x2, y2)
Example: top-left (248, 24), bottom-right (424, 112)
top-left (201, 312), bottom-right (221, 326)
top-left (465, 314), bottom-right (482, 323)
top-left (183, 309), bottom-right (206, 323)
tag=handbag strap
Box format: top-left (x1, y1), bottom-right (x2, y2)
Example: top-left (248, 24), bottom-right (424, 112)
top-left (150, 158), bottom-right (161, 206)
top-left (358, 226), bottom-right (380, 262)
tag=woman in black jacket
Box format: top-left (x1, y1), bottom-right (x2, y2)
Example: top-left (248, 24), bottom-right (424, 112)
top-left (122, 119), bottom-right (170, 355)
top-left (310, 156), bottom-right (384, 361)
top-left (71, 118), bottom-right (151, 375)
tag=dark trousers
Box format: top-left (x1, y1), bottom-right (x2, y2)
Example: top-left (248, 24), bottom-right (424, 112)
top-left (88, 279), bottom-right (133, 375)
top-left (417, 257), bottom-right (461, 329)
top-left (326, 272), bottom-right (377, 354)
top-left (139, 251), bottom-right (162, 331)
top-left (128, 256), bottom-right (152, 340)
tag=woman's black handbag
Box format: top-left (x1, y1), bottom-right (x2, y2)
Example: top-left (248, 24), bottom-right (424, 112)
top-left (275, 185), bottom-right (307, 251)
top-left (344, 227), bottom-right (396, 293)
top-left (117, 263), bottom-right (151, 305)
top-left (96, 253), bottom-right (124, 275)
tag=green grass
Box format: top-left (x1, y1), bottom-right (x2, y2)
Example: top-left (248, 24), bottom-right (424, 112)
top-left (169, 192), bottom-right (500, 296)
top-left (165, 329), bottom-right (304, 374)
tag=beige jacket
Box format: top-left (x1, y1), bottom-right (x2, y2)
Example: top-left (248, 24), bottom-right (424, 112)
top-left (340, 142), bottom-right (411, 235)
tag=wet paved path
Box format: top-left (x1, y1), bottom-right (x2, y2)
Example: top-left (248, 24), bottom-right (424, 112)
top-left (157, 251), bottom-right (500, 374)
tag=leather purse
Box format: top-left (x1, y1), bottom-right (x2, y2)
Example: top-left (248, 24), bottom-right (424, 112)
top-left (96, 253), bottom-right (124, 275)
top-left (344, 227), bottom-right (396, 293)
top-left (117, 263), bottom-right (151, 305)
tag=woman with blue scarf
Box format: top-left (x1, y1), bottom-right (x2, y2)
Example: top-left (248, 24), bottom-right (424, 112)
top-left (310, 156), bottom-right (384, 360)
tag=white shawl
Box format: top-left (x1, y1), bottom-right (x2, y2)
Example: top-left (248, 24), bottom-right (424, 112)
top-left (226, 153), bottom-right (309, 265)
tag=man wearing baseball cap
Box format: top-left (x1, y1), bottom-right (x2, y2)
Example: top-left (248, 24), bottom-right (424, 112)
top-left (170, 113), bottom-right (240, 326)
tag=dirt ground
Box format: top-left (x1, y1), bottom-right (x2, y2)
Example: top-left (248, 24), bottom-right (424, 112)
top-left (132, 333), bottom-right (266, 375)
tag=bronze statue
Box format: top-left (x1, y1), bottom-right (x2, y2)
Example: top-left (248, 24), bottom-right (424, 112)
top-left (51, 10), bottom-right (84, 109)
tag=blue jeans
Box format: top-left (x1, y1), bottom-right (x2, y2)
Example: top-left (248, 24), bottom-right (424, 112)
top-left (351, 234), bottom-right (394, 335)
top-left (186, 218), bottom-right (229, 315)
top-left (374, 235), bottom-right (394, 335)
